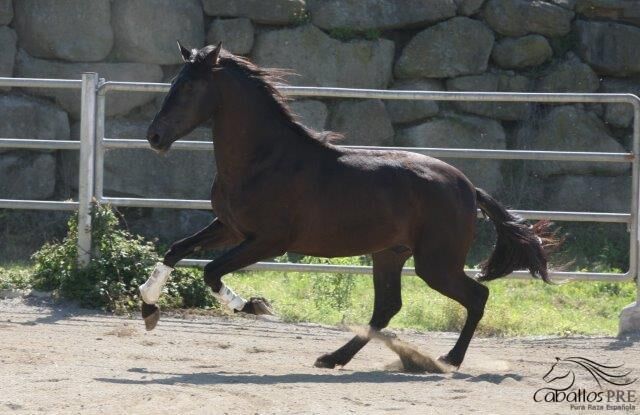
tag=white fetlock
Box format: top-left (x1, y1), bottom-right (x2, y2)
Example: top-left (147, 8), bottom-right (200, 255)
top-left (139, 262), bottom-right (173, 304)
top-left (215, 284), bottom-right (247, 311)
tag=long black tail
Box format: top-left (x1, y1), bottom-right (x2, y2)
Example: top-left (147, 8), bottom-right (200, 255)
top-left (476, 188), bottom-right (554, 284)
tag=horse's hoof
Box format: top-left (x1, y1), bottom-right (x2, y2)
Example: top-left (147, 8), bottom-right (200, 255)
top-left (141, 302), bottom-right (160, 331)
top-left (437, 354), bottom-right (461, 371)
top-left (240, 297), bottom-right (274, 316)
top-left (314, 354), bottom-right (338, 369)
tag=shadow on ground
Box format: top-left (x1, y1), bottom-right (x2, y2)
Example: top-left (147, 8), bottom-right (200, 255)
top-left (94, 367), bottom-right (523, 386)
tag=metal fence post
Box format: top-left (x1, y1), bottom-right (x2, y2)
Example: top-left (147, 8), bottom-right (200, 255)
top-left (94, 81), bottom-right (106, 202)
top-left (77, 73), bottom-right (98, 267)
top-left (619, 96), bottom-right (640, 336)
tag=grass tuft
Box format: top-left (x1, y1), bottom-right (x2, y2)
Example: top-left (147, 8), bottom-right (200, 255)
top-left (225, 268), bottom-right (635, 337)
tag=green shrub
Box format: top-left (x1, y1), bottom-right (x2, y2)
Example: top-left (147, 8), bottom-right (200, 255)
top-left (0, 265), bottom-right (33, 290)
top-left (31, 204), bottom-right (217, 313)
top-left (302, 256), bottom-right (357, 311)
top-left (290, 9), bottom-right (311, 26)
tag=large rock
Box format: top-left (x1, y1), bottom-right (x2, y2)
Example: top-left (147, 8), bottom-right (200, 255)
top-left (0, 26), bottom-right (16, 77)
top-left (483, 0), bottom-right (575, 37)
top-left (112, 0), bottom-right (204, 65)
top-left (536, 53), bottom-right (600, 92)
top-left (62, 119), bottom-right (216, 200)
top-left (15, 50), bottom-right (164, 118)
top-left (0, 94), bottom-right (70, 151)
top-left (0, 152), bottom-right (56, 199)
top-left (207, 18), bottom-right (254, 56)
top-left (516, 106), bottom-right (628, 176)
top-left (13, 0), bottom-right (112, 62)
top-left (0, 210), bottom-right (71, 261)
top-left (600, 77), bottom-right (640, 128)
top-left (544, 175), bottom-right (630, 213)
top-left (307, 0), bottom-right (456, 30)
top-left (446, 72), bottom-right (531, 120)
top-left (395, 114), bottom-right (506, 194)
top-left (395, 17), bottom-right (494, 79)
top-left (384, 79), bottom-right (442, 124)
top-left (328, 100), bottom-right (394, 146)
top-left (491, 35), bottom-right (553, 69)
top-left (551, 0), bottom-right (576, 9)
top-left (253, 25), bottom-right (394, 88)
top-left (289, 100), bottom-right (328, 131)
top-left (576, 0), bottom-right (640, 26)
top-left (0, 0), bottom-right (12, 25)
top-left (0, 94), bottom-right (69, 200)
top-left (202, 0), bottom-right (306, 25)
top-left (576, 20), bottom-right (640, 76)
top-left (456, 0), bottom-right (487, 15)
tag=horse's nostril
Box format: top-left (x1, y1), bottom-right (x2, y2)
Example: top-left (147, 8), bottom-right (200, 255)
top-left (149, 133), bottom-right (160, 146)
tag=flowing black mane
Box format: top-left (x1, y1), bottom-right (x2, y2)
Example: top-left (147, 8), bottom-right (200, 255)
top-left (196, 47), bottom-right (342, 144)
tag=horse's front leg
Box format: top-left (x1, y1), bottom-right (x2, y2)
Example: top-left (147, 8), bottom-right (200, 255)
top-left (163, 218), bottom-right (241, 268)
top-left (202, 238), bottom-right (285, 315)
top-left (140, 218), bottom-right (240, 330)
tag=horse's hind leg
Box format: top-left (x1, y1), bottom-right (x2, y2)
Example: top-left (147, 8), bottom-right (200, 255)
top-left (414, 250), bottom-right (489, 369)
top-left (315, 248), bottom-right (410, 369)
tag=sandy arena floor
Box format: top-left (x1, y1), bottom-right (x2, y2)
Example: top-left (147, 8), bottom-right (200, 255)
top-left (1, 296), bottom-right (639, 414)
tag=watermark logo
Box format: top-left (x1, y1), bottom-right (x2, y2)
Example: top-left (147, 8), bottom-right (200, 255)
top-left (534, 357), bottom-right (637, 411)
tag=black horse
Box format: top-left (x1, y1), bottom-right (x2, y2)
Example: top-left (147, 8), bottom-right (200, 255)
top-left (142, 43), bottom-right (552, 370)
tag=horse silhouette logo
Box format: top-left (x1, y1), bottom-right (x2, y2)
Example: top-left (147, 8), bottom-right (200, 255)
top-left (534, 356), bottom-right (638, 404)
top-left (543, 357), bottom-right (637, 389)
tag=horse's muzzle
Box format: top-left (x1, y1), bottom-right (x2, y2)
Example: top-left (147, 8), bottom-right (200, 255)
top-left (146, 128), bottom-right (172, 154)
top-left (147, 132), bottom-right (162, 148)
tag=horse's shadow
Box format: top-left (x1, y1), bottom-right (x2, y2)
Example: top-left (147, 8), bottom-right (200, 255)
top-left (605, 335), bottom-right (640, 351)
top-left (15, 297), bottom-right (102, 326)
top-left (451, 371), bottom-right (523, 384)
top-left (94, 367), bottom-right (523, 386)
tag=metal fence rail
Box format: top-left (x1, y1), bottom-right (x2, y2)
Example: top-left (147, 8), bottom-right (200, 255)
top-left (98, 195), bottom-right (631, 224)
top-left (101, 137), bottom-right (633, 162)
top-left (95, 81), bottom-right (640, 283)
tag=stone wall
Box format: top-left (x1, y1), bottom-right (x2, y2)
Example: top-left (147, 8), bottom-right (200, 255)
top-left (1, 0), bottom-right (639, 261)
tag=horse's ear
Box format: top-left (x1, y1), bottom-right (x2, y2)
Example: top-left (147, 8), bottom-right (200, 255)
top-left (204, 42), bottom-right (222, 67)
top-left (177, 40), bottom-right (191, 62)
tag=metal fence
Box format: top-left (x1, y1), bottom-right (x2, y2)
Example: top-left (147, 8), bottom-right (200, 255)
top-left (95, 80), bottom-right (640, 284)
top-left (1, 74), bottom-right (640, 288)
top-left (0, 73), bottom-right (98, 266)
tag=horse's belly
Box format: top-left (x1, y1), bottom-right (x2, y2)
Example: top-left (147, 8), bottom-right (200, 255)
top-left (288, 219), bottom-right (408, 257)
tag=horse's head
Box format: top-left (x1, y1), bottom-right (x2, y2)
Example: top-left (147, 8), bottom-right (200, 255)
top-left (543, 357), bottom-right (573, 384)
top-left (146, 42), bottom-right (222, 153)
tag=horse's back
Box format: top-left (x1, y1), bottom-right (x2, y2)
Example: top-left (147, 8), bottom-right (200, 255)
top-left (286, 146), bottom-right (477, 256)
top-left (334, 147), bottom-right (476, 212)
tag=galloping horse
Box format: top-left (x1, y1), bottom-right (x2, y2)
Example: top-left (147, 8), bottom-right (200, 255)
top-left (139, 43), bottom-right (552, 370)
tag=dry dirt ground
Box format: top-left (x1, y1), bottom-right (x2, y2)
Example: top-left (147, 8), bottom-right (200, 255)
top-left (1, 296), bottom-right (639, 415)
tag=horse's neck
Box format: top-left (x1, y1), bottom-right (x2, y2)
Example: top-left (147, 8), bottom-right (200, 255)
top-left (212, 80), bottom-right (290, 184)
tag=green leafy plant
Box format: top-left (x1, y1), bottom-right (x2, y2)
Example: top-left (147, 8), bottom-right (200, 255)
top-left (31, 203), bottom-right (217, 312)
top-left (0, 265), bottom-right (33, 290)
top-left (290, 9), bottom-right (311, 26)
top-left (302, 256), bottom-right (357, 311)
